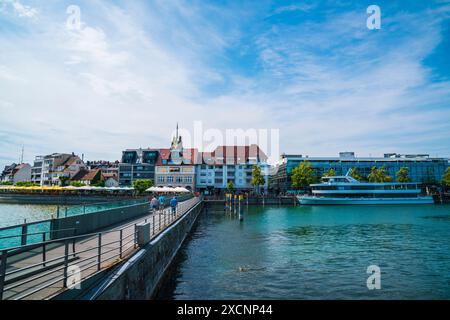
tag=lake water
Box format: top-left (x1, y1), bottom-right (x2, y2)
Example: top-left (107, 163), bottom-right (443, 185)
top-left (0, 204), bottom-right (61, 249)
top-left (156, 204), bottom-right (450, 300)
top-left (0, 203), bottom-right (59, 228)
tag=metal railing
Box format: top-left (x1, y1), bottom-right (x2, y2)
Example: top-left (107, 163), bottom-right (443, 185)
top-left (0, 197), bottom-right (201, 300)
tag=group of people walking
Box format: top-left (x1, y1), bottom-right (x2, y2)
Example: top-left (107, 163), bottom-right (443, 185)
top-left (150, 195), bottom-right (178, 214)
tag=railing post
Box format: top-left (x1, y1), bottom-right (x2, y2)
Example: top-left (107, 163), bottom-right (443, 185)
top-left (132, 224), bottom-right (137, 248)
top-left (63, 240), bottom-right (69, 288)
top-left (97, 233), bottom-right (102, 271)
top-left (42, 233), bottom-right (47, 267)
top-left (152, 214), bottom-right (155, 236)
top-left (21, 224), bottom-right (28, 246)
top-left (119, 229), bottom-right (123, 259)
top-left (72, 236), bottom-right (76, 258)
top-left (0, 250), bottom-right (7, 300)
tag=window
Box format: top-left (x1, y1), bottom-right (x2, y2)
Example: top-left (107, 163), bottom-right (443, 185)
top-left (167, 176), bottom-right (174, 183)
top-left (176, 176), bottom-right (183, 183)
top-left (158, 176), bottom-right (165, 183)
top-left (185, 176), bottom-right (193, 183)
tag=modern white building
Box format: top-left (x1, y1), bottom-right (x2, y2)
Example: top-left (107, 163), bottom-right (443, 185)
top-left (31, 153), bottom-right (86, 186)
top-left (196, 145), bottom-right (269, 194)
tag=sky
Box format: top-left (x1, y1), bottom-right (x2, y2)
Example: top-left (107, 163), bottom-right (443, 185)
top-left (0, 0), bottom-right (450, 168)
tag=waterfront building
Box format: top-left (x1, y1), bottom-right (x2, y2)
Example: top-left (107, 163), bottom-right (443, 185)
top-left (31, 153), bottom-right (86, 186)
top-left (0, 163), bottom-right (31, 184)
top-left (118, 149), bottom-right (159, 186)
top-left (71, 169), bottom-right (103, 186)
top-left (86, 160), bottom-right (119, 175)
top-left (102, 173), bottom-right (120, 187)
top-left (270, 152), bottom-right (449, 194)
top-left (195, 144), bottom-right (269, 194)
top-left (155, 127), bottom-right (198, 191)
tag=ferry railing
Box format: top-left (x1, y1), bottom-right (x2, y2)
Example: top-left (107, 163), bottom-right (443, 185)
top-left (0, 197), bottom-right (201, 300)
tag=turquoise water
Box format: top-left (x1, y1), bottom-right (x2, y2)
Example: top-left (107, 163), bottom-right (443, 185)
top-left (157, 204), bottom-right (450, 300)
top-left (0, 204), bottom-right (58, 249)
top-left (0, 199), bottom-right (149, 249)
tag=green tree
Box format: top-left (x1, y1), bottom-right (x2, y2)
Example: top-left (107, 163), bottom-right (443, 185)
top-left (227, 180), bottom-right (234, 192)
top-left (349, 167), bottom-right (365, 181)
top-left (291, 161), bottom-right (317, 189)
top-left (322, 168), bottom-right (336, 177)
top-left (0, 181), bottom-right (13, 186)
top-left (396, 167), bottom-right (411, 183)
top-left (251, 165), bottom-right (266, 193)
top-left (442, 167), bottom-right (450, 190)
top-left (90, 171), bottom-right (104, 187)
top-left (368, 166), bottom-right (392, 183)
top-left (59, 176), bottom-right (70, 186)
top-left (132, 179), bottom-right (154, 195)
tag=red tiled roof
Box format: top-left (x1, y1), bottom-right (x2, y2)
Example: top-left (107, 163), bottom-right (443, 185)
top-left (102, 173), bottom-right (118, 181)
top-left (155, 148), bottom-right (200, 165)
top-left (199, 144), bottom-right (267, 165)
top-left (72, 169), bottom-right (100, 182)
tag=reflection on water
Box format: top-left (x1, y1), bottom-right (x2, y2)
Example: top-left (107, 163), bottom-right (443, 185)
top-left (156, 204), bottom-right (450, 300)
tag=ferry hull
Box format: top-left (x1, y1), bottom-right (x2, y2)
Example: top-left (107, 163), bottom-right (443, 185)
top-left (297, 196), bottom-right (434, 205)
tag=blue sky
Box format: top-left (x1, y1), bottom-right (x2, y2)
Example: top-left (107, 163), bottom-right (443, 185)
top-left (1, 0), bottom-right (450, 168)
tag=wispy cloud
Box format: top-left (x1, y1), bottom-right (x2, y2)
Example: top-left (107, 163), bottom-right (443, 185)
top-left (0, 0), bottom-right (38, 18)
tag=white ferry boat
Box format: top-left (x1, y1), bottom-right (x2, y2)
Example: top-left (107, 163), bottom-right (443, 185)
top-left (297, 175), bottom-right (434, 205)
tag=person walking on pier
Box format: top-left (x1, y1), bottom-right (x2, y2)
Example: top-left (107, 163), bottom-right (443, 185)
top-left (158, 194), bottom-right (166, 210)
top-left (150, 196), bottom-right (159, 211)
top-left (170, 196), bottom-right (178, 215)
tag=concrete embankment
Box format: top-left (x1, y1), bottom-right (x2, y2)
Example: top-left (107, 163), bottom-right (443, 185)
top-left (77, 200), bottom-right (203, 300)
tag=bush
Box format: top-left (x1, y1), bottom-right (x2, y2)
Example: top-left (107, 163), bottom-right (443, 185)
top-left (70, 181), bottom-right (86, 187)
top-left (15, 181), bottom-right (39, 187)
top-left (133, 179), bottom-right (154, 195)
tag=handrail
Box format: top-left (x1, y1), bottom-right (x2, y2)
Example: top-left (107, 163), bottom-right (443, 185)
top-left (0, 228), bottom-right (77, 241)
top-left (0, 197), bottom-right (201, 300)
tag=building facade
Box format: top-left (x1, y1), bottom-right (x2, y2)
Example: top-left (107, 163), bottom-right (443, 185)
top-left (195, 145), bottom-right (269, 194)
top-left (31, 153), bottom-right (85, 186)
top-left (154, 129), bottom-right (198, 190)
top-left (118, 149), bottom-right (159, 186)
top-left (0, 163), bottom-right (32, 184)
top-left (270, 152), bottom-right (450, 194)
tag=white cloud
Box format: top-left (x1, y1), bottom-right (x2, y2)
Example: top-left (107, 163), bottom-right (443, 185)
top-left (0, 0), bottom-right (38, 18)
top-left (12, 0), bottom-right (37, 18)
top-left (0, 1), bottom-right (449, 170)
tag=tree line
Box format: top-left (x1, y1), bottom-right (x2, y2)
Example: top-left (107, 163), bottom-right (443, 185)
top-left (290, 161), bottom-right (450, 189)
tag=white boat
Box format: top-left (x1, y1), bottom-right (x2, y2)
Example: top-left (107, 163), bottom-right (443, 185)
top-left (297, 175), bottom-right (434, 205)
